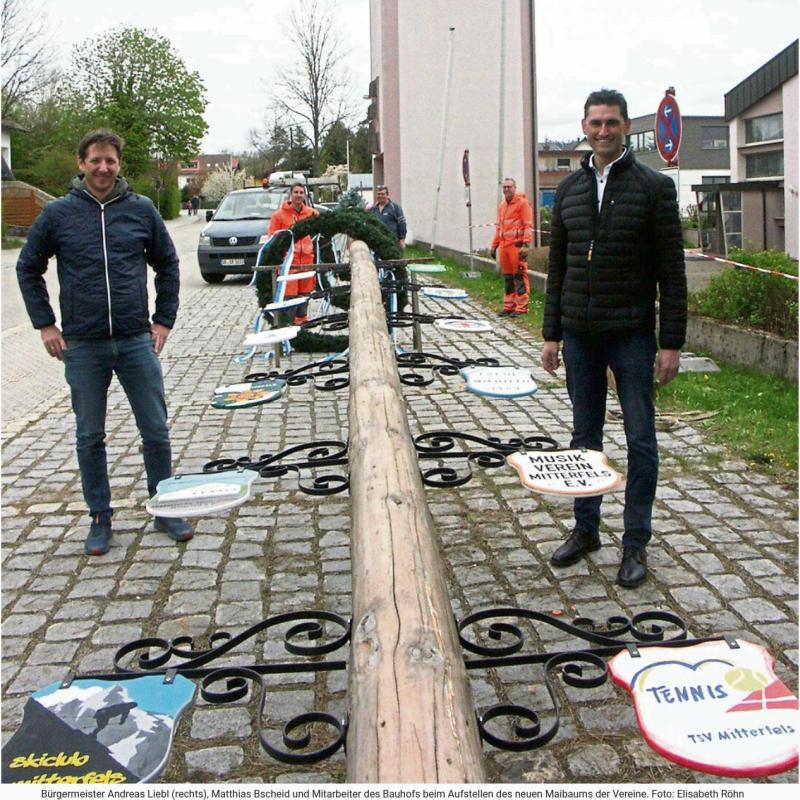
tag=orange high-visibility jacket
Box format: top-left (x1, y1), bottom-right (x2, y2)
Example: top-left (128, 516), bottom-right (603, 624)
top-left (267, 202), bottom-right (320, 266)
top-left (491, 192), bottom-right (533, 274)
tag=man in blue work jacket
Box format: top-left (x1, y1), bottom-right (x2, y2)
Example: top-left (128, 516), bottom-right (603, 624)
top-left (369, 184), bottom-right (407, 248)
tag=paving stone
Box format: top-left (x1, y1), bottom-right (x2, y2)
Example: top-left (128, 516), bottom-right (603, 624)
top-left (702, 573), bottom-right (751, 599)
top-left (164, 591), bottom-right (214, 617)
top-left (185, 746), bottom-right (244, 777)
top-left (2, 613), bottom-right (48, 636)
top-left (681, 552), bottom-right (725, 574)
top-left (669, 586), bottom-right (724, 613)
top-left (730, 597), bottom-right (787, 623)
top-left (102, 599), bottom-right (154, 621)
top-left (566, 743), bottom-right (621, 777)
top-left (7, 665), bottom-right (70, 696)
top-left (28, 641), bottom-right (81, 665)
top-left (737, 558), bottom-right (785, 578)
top-left (67, 578), bottom-right (118, 599)
top-left (190, 707), bottom-right (252, 740)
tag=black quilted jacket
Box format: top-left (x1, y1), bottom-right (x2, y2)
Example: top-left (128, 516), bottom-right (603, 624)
top-left (16, 177), bottom-right (180, 339)
top-left (542, 148), bottom-right (687, 350)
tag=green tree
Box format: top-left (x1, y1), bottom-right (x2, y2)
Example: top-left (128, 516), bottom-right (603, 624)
top-left (320, 120), bottom-right (350, 171)
top-left (245, 118), bottom-right (313, 179)
top-left (349, 121), bottom-right (371, 173)
top-left (64, 26), bottom-right (208, 179)
top-left (10, 90), bottom-right (93, 196)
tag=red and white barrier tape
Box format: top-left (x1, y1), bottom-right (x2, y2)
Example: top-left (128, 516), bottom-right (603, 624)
top-left (684, 250), bottom-right (799, 282)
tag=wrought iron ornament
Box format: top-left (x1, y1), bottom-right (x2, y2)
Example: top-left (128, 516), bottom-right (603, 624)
top-left (49, 608), bottom-right (735, 766)
top-left (202, 431), bottom-right (563, 496)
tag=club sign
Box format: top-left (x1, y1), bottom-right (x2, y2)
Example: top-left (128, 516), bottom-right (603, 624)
top-left (1, 675), bottom-right (195, 784)
top-left (146, 470), bottom-right (258, 518)
top-left (461, 366), bottom-right (538, 398)
top-left (422, 287), bottom-right (468, 300)
top-left (506, 448), bottom-right (624, 496)
top-left (435, 318), bottom-right (492, 334)
top-left (610, 640), bottom-right (799, 777)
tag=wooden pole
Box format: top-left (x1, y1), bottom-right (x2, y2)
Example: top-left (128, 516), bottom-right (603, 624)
top-left (346, 240), bottom-right (485, 783)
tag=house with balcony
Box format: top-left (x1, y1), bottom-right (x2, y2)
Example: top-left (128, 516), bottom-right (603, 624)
top-left (692, 39), bottom-right (798, 257)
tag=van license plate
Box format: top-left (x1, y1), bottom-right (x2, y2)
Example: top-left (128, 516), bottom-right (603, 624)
top-left (221, 258), bottom-right (245, 266)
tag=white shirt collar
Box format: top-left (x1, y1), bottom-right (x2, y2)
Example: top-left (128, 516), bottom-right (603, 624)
top-left (589, 146), bottom-right (628, 178)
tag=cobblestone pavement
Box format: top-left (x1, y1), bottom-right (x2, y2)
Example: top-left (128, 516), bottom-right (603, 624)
top-left (1, 267), bottom-right (797, 785)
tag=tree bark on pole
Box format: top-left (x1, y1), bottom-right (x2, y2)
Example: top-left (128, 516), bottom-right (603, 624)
top-left (346, 241), bottom-right (486, 783)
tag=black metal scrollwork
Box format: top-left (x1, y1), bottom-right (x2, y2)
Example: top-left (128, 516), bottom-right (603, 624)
top-left (204, 440), bottom-right (350, 495)
top-left (108, 611), bottom-right (351, 764)
top-left (299, 312), bottom-right (351, 332)
top-left (458, 607), bottom-right (698, 753)
top-left (245, 356), bottom-right (350, 391)
top-left (414, 430), bottom-right (560, 488)
top-left (396, 351), bottom-right (502, 386)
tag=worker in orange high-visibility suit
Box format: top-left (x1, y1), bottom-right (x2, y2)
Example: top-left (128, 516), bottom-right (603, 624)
top-left (267, 182), bottom-right (320, 324)
top-left (491, 177), bottom-right (533, 316)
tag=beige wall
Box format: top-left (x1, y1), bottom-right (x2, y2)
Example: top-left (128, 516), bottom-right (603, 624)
top-left (371, 0), bottom-right (530, 252)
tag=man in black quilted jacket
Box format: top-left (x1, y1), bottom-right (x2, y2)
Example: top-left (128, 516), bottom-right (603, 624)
top-left (540, 89), bottom-right (687, 588)
top-left (17, 129), bottom-right (193, 556)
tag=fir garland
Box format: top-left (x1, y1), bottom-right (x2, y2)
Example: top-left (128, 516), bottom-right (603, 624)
top-left (254, 208), bottom-right (406, 352)
top-left (255, 208), bottom-right (403, 307)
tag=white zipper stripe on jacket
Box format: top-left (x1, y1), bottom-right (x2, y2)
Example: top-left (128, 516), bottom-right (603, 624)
top-left (84, 190), bottom-right (122, 337)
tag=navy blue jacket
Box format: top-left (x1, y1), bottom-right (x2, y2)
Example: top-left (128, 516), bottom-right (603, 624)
top-left (16, 177), bottom-right (180, 339)
top-left (369, 200), bottom-right (407, 242)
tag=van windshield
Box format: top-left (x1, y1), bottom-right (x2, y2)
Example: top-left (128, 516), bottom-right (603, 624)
top-left (214, 191), bottom-right (285, 220)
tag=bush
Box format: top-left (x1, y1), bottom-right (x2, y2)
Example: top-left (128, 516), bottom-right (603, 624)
top-left (526, 245), bottom-right (549, 273)
top-left (690, 248), bottom-right (798, 339)
top-left (130, 176), bottom-right (181, 220)
top-left (15, 149), bottom-right (76, 198)
top-left (160, 183), bottom-right (182, 220)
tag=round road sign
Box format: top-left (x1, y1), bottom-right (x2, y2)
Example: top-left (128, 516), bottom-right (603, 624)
top-left (655, 92), bottom-right (682, 165)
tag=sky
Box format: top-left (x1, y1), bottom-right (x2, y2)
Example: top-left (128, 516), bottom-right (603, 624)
top-left (39, 0), bottom-right (798, 153)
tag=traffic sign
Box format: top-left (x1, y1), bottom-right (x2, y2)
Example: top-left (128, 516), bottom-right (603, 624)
top-left (655, 89), bottom-right (682, 166)
top-left (462, 149), bottom-right (470, 186)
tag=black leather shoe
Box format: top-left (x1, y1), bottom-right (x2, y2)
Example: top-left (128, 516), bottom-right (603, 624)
top-left (550, 529), bottom-right (601, 567)
top-left (617, 546), bottom-right (648, 588)
top-left (497, 309), bottom-right (513, 317)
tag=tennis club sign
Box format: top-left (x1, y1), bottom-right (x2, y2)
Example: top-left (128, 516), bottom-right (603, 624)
top-left (610, 640), bottom-right (799, 777)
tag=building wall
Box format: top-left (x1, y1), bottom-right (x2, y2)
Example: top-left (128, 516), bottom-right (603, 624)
top-left (782, 74), bottom-right (798, 258)
top-left (728, 75), bottom-right (797, 258)
top-left (629, 115), bottom-right (730, 214)
top-left (2, 129), bottom-right (11, 169)
top-left (371, 0), bottom-right (530, 252)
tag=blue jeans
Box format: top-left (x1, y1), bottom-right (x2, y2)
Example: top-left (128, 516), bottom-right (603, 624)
top-left (562, 329), bottom-right (658, 549)
top-left (64, 333), bottom-right (172, 518)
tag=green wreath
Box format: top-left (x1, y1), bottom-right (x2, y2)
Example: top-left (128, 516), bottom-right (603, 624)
top-left (254, 208), bottom-right (406, 352)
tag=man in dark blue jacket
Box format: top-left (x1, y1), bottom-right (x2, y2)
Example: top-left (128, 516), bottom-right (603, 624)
top-left (540, 89), bottom-right (687, 589)
top-left (16, 128), bottom-right (192, 556)
top-left (369, 185), bottom-right (407, 248)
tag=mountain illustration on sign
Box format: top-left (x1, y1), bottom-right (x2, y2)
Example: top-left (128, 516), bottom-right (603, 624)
top-left (36, 683), bottom-right (173, 778)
